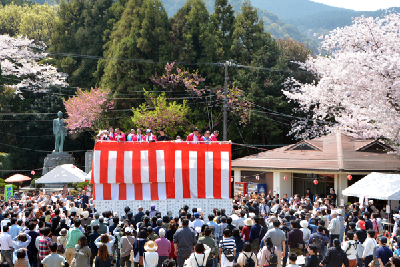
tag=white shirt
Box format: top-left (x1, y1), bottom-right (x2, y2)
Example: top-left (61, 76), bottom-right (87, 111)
top-left (95, 235), bottom-right (115, 255)
top-left (185, 245), bottom-right (211, 267)
top-left (342, 240), bottom-right (357, 260)
top-left (1, 219), bottom-right (10, 233)
top-left (193, 219), bottom-right (204, 233)
top-left (362, 237), bottom-right (377, 258)
top-left (143, 251), bottom-right (159, 267)
top-left (0, 232), bottom-right (13, 251)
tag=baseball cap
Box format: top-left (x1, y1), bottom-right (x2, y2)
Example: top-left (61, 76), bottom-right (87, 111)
top-left (194, 212), bottom-right (199, 218)
top-left (146, 129), bottom-right (152, 133)
top-left (379, 236), bottom-right (388, 244)
top-left (125, 227), bottom-right (133, 233)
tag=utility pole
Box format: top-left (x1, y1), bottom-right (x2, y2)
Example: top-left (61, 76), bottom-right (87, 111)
top-left (223, 61), bottom-right (228, 141)
top-left (221, 60), bottom-right (236, 141)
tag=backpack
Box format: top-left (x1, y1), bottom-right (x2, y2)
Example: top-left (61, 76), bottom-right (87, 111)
top-left (345, 242), bottom-right (357, 256)
top-left (222, 243), bottom-right (235, 262)
top-left (244, 253), bottom-right (256, 267)
top-left (268, 247), bottom-right (278, 265)
top-left (359, 221), bottom-right (366, 230)
top-left (194, 253), bottom-right (205, 267)
top-left (312, 234), bottom-right (323, 253)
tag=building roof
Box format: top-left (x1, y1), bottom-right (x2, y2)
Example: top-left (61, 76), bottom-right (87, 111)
top-left (232, 133), bottom-right (400, 172)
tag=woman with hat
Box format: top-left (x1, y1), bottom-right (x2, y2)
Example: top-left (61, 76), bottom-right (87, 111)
top-left (57, 228), bottom-right (68, 255)
top-left (144, 240), bottom-right (159, 267)
top-left (241, 218), bottom-right (253, 242)
top-left (300, 220), bottom-right (311, 244)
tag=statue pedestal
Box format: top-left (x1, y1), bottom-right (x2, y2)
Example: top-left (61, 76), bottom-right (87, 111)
top-left (42, 152), bottom-right (75, 175)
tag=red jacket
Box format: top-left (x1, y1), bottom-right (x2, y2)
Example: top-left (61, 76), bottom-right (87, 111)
top-left (186, 133), bottom-right (204, 142)
top-left (114, 132), bottom-right (125, 141)
top-left (210, 134), bottom-right (218, 142)
top-left (143, 134), bottom-right (157, 142)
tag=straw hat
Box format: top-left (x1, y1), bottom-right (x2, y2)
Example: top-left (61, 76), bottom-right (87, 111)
top-left (300, 220), bottom-right (308, 228)
top-left (144, 241), bottom-right (158, 252)
top-left (244, 218), bottom-right (253, 226)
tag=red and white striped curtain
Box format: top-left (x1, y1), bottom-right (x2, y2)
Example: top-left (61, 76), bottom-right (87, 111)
top-left (91, 142), bottom-right (231, 200)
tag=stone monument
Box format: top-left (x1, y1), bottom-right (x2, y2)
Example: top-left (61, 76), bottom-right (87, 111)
top-left (42, 111), bottom-right (75, 175)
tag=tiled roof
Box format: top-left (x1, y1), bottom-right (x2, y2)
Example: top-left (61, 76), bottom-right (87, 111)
top-left (231, 133), bottom-right (400, 172)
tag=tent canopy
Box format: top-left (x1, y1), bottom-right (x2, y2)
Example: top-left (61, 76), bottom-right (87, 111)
top-left (342, 172), bottom-right (400, 200)
top-left (35, 164), bottom-right (86, 184)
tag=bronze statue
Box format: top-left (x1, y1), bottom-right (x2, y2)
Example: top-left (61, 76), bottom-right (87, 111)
top-left (53, 111), bottom-right (67, 152)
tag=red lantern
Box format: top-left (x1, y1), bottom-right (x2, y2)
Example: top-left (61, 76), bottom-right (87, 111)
top-left (283, 176), bottom-right (288, 181)
top-left (256, 175), bottom-right (260, 180)
top-left (347, 175), bottom-right (352, 180)
top-left (31, 170), bottom-right (35, 175)
top-left (313, 179), bottom-right (318, 185)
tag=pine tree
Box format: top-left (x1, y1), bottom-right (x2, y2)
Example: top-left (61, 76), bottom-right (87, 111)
top-left (98, 0), bottom-right (169, 108)
top-left (50, 0), bottom-right (113, 88)
top-left (210, 0), bottom-right (235, 60)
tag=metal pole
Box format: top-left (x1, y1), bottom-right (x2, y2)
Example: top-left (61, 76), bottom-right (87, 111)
top-left (223, 62), bottom-right (228, 141)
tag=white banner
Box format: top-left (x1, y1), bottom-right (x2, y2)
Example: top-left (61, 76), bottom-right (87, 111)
top-left (93, 198), bottom-right (233, 219)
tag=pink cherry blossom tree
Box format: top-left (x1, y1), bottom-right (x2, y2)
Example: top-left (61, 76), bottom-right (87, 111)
top-left (0, 35), bottom-right (68, 91)
top-left (284, 13), bottom-right (400, 146)
top-left (63, 87), bottom-right (114, 134)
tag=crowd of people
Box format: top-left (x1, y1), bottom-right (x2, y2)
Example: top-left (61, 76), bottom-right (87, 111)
top-left (0, 188), bottom-right (400, 267)
top-left (96, 127), bottom-right (220, 143)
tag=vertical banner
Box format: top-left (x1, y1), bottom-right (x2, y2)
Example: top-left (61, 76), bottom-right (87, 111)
top-left (5, 185), bottom-right (13, 201)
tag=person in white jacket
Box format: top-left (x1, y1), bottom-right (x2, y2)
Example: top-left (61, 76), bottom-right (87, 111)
top-left (185, 243), bottom-right (211, 267)
top-left (362, 230), bottom-right (377, 267)
top-left (342, 232), bottom-right (357, 267)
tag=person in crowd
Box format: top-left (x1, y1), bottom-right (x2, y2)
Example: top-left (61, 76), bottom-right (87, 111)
top-left (144, 129), bottom-right (157, 142)
top-left (95, 244), bottom-right (112, 267)
top-left (41, 242), bottom-right (69, 267)
top-left (143, 240), bottom-right (159, 267)
top-left (186, 128), bottom-right (204, 143)
top-left (12, 233), bottom-right (31, 264)
top-left (362, 230), bottom-right (377, 267)
top-left (288, 220), bottom-right (303, 256)
top-left (95, 234), bottom-right (116, 256)
top-left (173, 219), bottom-right (197, 267)
top-left (65, 219), bottom-right (83, 265)
top-left (89, 225), bottom-right (101, 267)
top-left (133, 230), bottom-right (148, 267)
top-left (127, 129), bottom-right (137, 141)
top-left (342, 231), bottom-right (358, 267)
top-left (57, 228), bottom-right (67, 256)
top-left (157, 129), bottom-right (171, 141)
top-left (38, 227), bottom-right (52, 262)
top-left (73, 235), bottom-right (91, 267)
top-left (167, 221), bottom-right (177, 260)
top-left (109, 127), bottom-right (115, 141)
top-left (210, 130), bottom-right (219, 141)
top-left (114, 128), bottom-right (126, 141)
top-left (265, 220), bottom-right (286, 267)
top-left (185, 243), bottom-right (211, 267)
top-left (328, 211), bottom-right (341, 245)
top-left (305, 244), bottom-right (320, 267)
top-left (320, 239), bottom-right (350, 267)
top-left (219, 229), bottom-right (236, 267)
top-left (27, 222), bottom-right (40, 267)
top-left (120, 227), bottom-right (135, 267)
top-left (376, 236), bottom-right (393, 267)
top-left (287, 252), bottom-right (299, 267)
top-left (198, 227), bottom-right (217, 267)
top-left (203, 131), bottom-right (211, 144)
top-left (154, 229), bottom-right (170, 267)
top-left (0, 226), bottom-right (14, 266)
top-left (237, 242), bottom-right (257, 267)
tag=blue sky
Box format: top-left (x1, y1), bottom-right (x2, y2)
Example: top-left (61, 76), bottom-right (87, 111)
top-left (312, 0), bottom-right (399, 11)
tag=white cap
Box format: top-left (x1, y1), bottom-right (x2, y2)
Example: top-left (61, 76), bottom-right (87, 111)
top-left (331, 210), bottom-right (338, 215)
top-left (125, 227), bottom-right (133, 233)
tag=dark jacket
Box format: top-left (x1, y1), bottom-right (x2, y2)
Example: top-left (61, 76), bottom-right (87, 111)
top-left (288, 229), bottom-right (303, 248)
top-left (321, 247), bottom-right (350, 267)
top-left (249, 224), bottom-right (266, 244)
top-left (95, 255), bottom-right (112, 267)
top-left (305, 255), bottom-right (320, 267)
top-left (89, 231), bottom-right (101, 255)
top-left (134, 212), bottom-right (145, 225)
top-left (27, 230), bottom-right (40, 257)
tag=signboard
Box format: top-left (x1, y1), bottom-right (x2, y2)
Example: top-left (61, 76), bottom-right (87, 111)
top-left (5, 185), bottom-right (13, 201)
top-left (340, 199), bottom-right (344, 206)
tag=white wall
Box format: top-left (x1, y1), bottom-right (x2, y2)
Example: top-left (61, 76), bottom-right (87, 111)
top-left (273, 171), bottom-right (292, 197)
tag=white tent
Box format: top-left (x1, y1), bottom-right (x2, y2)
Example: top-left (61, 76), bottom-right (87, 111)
top-left (35, 164), bottom-right (87, 184)
top-left (342, 172), bottom-right (400, 200)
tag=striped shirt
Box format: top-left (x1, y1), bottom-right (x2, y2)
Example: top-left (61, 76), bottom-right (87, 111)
top-left (219, 237), bottom-right (236, 251)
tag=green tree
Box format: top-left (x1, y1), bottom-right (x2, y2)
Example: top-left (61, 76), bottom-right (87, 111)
top-left (131, 92), bottom-right (189, 138)
top-left (230, 0), bottom-right (265, 65)
top-left (50, 0), bottom-right (113, 88)
top-left (210, 0), bottom-right (235, 60)
top-left (169, 0), bottom-right (215, 63)
top-left (98, 0), bottom-right (170, 109)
